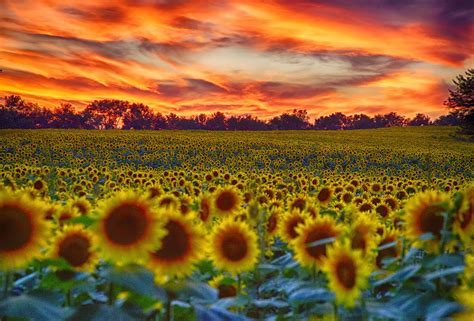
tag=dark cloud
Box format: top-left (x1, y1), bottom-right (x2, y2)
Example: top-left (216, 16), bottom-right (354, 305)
top-left (60, 6), bottom-right (125, 23)
top-left (171, 16), bottom-right (213, 30)
top-left (252, 82), bottom-right (333, 100)
top-left (158, 78), bottom-right (228, 98)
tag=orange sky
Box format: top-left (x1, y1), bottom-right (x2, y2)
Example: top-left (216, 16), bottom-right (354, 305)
top-left (0, 0), bottom-right (472, 118)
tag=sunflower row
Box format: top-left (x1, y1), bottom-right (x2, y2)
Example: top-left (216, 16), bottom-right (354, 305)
top-left (1, 184), bottom-right (473, 311)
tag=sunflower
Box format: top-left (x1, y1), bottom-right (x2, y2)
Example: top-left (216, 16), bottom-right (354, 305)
top-left (278, 209), bottom-right (308, 243)
top-left (266, 209), bottom-right (280, 236)
top-left (209, 275), bottom-right (238, 298)
top-left (322, 241), bottom-right (371, 308)
top-left (453, 187), bottom-right (474, 243)
top-left (292, 216), bottom-right (341, 268)
top-left (288, 194), bottom-right (307, 212)
top-left (316, 187), bottom-right (333, 207)
top-left (213, 187), bottom-right (242, 215)
top-left (197, 193), bottom-right (214, 224)
top-left (349, 214), bottom-right (377, 256)
top-left (95, 191), bottom-right (166, 264)
top-left (375, 203), bottom-right (391, 219)
top-left (209, 217), bottom-right (259, 274)
top-left (69, 197), bottom-right (91, 216)
top-left (49, 225), bottom-right (98, 272)
top-left (147, 210), bottom-right (205, 278)
top-left (0, 191), bottom-right (50, 270)
top-left (375, 228), bottom-right (401, 269)
top-left (404, 191), bottom-right (450, 252)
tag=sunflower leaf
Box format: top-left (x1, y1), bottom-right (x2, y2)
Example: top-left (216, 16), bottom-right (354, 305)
top-left (306, 237), bottom-right (337, 248)
top-left (372, 264), bottom-right (421, 287)
top-left (104, 265), bottom-right (167, 300)
top-left (423, 266), bottom-right (464, 281)
top-left (0, 290), bottom-right (70, 321)
top-left (288, 287), bottom-right (334, 305)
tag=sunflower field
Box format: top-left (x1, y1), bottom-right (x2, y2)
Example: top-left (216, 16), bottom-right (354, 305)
top-left (0, 126), bottom-right (473, 321)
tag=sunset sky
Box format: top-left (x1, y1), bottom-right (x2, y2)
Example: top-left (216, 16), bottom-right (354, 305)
top-left (0, 0), bottom-right (472, 119)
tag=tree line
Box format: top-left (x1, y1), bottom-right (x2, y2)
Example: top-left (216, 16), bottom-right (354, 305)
top-left (0, 95), bottom-right (464, 130)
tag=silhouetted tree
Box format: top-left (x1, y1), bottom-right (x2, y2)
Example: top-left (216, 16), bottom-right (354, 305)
top-left (374, 112), bottom-right (406, 128)
top-left (433, 113), bottom-right (462, 126)
top-left (347, 114), bottom-right (375, 129)
top-left (123, 103), bottom-right (154, 130)
top-left (152, 113), bottom-right (168, 130)
top-left (444, 69), bottom-right (473, 134)
top-left (205, 112), bottom-right (226, 130)
top-left (269, 109), bottom-right (310, 130)
top-left (408, 113), bottom-right (431, 126)
top-left (50, 104), bottom-right (82, 128)
top-left (227, 115), bottom-right (268, 130)
top-left (314, 112), bottom-right (348, 130)
top-left (83, 99), bottom-right (129, 129)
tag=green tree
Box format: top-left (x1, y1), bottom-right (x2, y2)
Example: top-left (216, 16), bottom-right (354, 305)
top-left (444, 69), bottom-right (473, 134)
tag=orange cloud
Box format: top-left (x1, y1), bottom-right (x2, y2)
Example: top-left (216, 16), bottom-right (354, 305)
top-left (0, 0), bottom-right (472, 119)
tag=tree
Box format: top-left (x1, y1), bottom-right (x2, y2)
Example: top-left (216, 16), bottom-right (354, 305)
top-left (408, 113), bottom-right (431, 126)
top-left (205, 112), bottom-right (227, 130)
top-left (50, 104), bottom-right (82, 128)
top-left (269, 109), bottom-right (310, 130)
top-left (347, 114), bottom-right (375, 129)
top-left (433, 114), bottom-right (462, 126)
top-left (122, 103), bottom-right (154, 130)
top-left (374, 112), bottom-right (406, 128)
top-left (444, 69), bottom-right (473, 134)
top-left (314, 112), bottom-right (348, 130)
top-left (83, 99), bottom-right (129, 129)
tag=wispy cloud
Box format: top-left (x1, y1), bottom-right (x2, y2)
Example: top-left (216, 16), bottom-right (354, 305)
top-left (0, 0), bottom-right (472, 118)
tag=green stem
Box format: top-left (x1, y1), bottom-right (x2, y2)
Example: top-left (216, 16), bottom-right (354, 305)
top-left (107, 283), bottom-right (114, 305)
top-left (164, 299), bottom-right (172, 321)
top-left (3, 272), bottom-right (10, 299)
top-left (333, 302), bottom-right (338, 320)
top-left (65, 289), bottom-right (72, 307)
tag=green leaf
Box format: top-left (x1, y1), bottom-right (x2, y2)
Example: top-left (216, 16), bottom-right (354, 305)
top-left (103, 265), bottom-right (166, 300)
top-left (424, 266), bottom-right (464, 281)
top-left (252, 299), bottom-right (288, 309)
top-left (67, 215), bottom-right (96, 227)
top-left (373, 264), bottom-right (421, 287)
top-left (288, 288), bottom-right (334, 305)
top-left (426, 300), bottom-right (462, 321)
top-left (67, 304), bottom-right (138, 321)
top-left (0, 290), bottom-right (69, 321)
top-left (178, 281), bottom-right (218, 302)
top-left (306, 237), bottom-right (336, 248)
top-left (194, 305), bottom-right (250, 321)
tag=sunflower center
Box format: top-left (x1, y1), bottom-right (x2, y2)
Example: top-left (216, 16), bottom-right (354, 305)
top-left (58, 234), bottom-right (91, 267)
top-left (318, 189), bottom-right (330, 203)
top-left (0, 205), bottom-right (33, 252)
top-left (153, 220), bottom-right (190, 261)
top-left (216, 191), bottom-right (237, 212)
top-left (34, 180), bottom-right (44, 190)
top-left (221, 232), bottom-right (247, 261)
top-left (420, 205), bottom-right (445, 239)
top-left (104, 203), bottom-right (147, 245)
top-left (376, 205), bottom-right (389, 218)
top-left (218, 284), bottom-right (237, 298)
top-left (335, 256), bottom-right (356, 290)
top-left (305, 227), bottom-right (336, 260)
